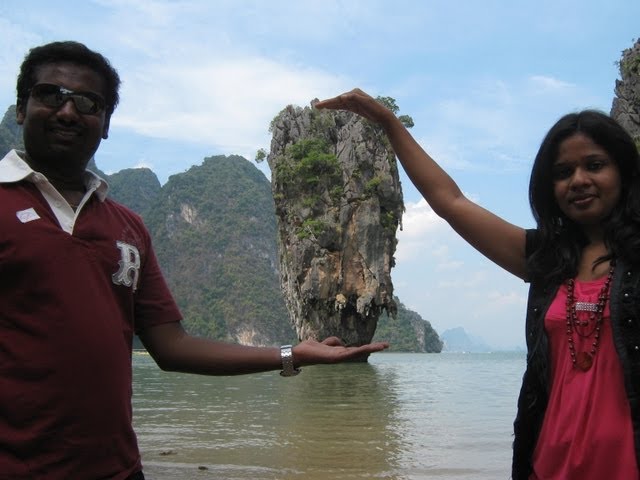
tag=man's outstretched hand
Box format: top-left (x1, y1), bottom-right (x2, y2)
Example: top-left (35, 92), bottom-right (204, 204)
top-left (293, 336), bottom-right (389, 367)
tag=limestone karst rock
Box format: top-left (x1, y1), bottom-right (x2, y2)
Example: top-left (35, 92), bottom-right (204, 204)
top-left (267, 102), bottom-right (403, 352)
top-left (611, 38), bottom-right (640, 144)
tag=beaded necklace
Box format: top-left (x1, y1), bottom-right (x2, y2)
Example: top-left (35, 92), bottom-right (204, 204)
top-left (565, 265), bottom-right (614, 371)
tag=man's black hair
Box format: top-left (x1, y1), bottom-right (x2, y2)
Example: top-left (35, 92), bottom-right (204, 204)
top-left (16, 40), bottom-right (121, 116)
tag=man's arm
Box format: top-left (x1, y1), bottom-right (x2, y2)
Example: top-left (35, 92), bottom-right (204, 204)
top-left (139, 322), bottom-right (389, 376)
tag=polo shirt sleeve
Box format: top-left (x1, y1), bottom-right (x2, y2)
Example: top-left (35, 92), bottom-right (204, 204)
top-left (133, 233), bottom-right (183, 334)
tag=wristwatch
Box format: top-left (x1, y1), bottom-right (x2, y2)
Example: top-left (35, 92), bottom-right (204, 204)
top-left (279, 345), bottom-right (301, 377)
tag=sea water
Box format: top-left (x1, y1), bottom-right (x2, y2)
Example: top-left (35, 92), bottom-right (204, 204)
top-left (133, 351), bottom-right (525, 480)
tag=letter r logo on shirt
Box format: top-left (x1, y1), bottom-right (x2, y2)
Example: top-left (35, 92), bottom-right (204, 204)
top-left (112, 241), bottom-right (141, 292)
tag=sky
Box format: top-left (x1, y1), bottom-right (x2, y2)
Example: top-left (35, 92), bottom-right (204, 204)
top-left (1, 0), bottom-right (638, 349)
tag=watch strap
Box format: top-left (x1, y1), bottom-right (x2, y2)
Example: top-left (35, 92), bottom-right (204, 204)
top-left (279, 344), bottom-right (301, 377)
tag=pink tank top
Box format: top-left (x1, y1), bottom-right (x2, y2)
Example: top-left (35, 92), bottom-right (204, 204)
top-left (530, 276), bottom-right (638, 479)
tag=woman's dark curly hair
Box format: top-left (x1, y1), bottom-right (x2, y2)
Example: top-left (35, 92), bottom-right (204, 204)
top-left (16, 40), bottom-right (121, 116)
top-left (528, 110), bottom-right (640, 283)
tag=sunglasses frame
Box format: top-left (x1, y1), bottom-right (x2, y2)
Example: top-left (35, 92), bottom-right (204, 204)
top-left (28, 83), bottom-right (107, 115)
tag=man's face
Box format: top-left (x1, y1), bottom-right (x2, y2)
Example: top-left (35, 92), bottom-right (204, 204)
top-left (16, 62), bottom-right (110, 171)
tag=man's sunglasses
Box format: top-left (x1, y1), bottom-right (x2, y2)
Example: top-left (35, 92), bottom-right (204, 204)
top-left (28, 83), bottom-right (106, 115)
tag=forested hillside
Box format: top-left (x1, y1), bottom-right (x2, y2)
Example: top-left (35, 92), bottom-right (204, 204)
top-left (141, 155), bottom-right (296, 345)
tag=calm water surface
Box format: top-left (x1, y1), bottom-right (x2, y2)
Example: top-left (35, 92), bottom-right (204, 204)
top-left (133, 351), bottom-right (525, 480)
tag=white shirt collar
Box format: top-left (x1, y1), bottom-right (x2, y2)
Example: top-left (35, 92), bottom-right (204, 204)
top-left (0, 149), bottom-right (109, 201)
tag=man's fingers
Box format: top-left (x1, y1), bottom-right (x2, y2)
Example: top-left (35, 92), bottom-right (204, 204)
top-left (321, 336), bottom-right (344, 347)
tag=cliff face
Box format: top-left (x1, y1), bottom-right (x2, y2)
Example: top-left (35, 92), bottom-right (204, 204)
top-left (611, 38), bottom-right (640, 144)
top-left (267, 102), bottom-right (403, 348)
top-left (142, 155), bottom-right (295, 346)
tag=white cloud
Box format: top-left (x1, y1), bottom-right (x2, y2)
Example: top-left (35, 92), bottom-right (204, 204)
top-left (112, 56), bottom-right (349, 160)
top-left (391, 195), bottom-right (530, 348)
top-left (487, 289), bottom-right (527, 308)
top-left (395, 199), bottom-right (451, 262)
top-left (528, 75), bottom-right (575, 93)
top-left (133, 161), bottom-right (153, 170)
top-left (438, 270), bottom-right (489, 289)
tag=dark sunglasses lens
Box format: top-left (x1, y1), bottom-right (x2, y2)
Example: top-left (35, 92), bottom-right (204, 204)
top-left (31, 84), bottom-right (64, 107)
top-left (31, 84), bottom-right (103, 114)
top-left (72, 96), bottom-right (99, 114)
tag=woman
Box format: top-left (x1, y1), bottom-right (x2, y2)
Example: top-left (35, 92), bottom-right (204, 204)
top-left (315, 89), bottom-right (640, 479)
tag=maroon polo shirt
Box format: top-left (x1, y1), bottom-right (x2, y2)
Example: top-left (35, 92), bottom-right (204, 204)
top-left (0, 151), bottom-right (182, 479)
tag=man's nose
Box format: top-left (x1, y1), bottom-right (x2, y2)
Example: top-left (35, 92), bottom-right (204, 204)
top-left (55, 98), bottom-right (81, 120)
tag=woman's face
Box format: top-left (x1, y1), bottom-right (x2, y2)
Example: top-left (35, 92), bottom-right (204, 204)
top-left (552, 133), bottom-right (622, 236)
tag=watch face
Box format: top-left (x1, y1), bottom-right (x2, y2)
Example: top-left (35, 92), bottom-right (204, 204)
top-left (280, 345), bottom-right (300, 376)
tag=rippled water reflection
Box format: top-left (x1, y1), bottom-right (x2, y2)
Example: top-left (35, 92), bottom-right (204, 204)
top-left (133, 351), bottom-right (525, 479)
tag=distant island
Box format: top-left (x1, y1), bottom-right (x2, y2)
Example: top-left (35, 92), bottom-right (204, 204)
top-left (441, 327), bottom-right (523, 353)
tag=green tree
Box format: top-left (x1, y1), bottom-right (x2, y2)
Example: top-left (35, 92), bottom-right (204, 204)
top-left (375, 96), bottom-right (414, 129)
top-left (255, 148), bottom-right (267, 162)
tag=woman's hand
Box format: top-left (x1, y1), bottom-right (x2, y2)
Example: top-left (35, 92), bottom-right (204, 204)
top-left (315, 88), bottom-right (396, 127)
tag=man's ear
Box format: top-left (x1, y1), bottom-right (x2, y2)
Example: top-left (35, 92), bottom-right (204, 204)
top-left (16, 101), bottom-right (25, 125)
top-left (102, 115), bottom-right (111, 140)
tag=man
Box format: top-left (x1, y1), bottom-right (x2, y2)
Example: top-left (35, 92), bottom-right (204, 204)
top-left (0, 41), bottom-right (388, 480)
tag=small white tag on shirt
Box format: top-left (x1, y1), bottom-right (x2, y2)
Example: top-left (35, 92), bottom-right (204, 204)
top-left (16, 208), bottom-right (40, 223)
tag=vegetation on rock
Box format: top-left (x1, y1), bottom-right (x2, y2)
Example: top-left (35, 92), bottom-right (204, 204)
top-left (611, 38), bottom-right (640, 149)
top-left (267, 101), bottom-right (404, 350)
top-left (373, 298), bottom-right (443, 352)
